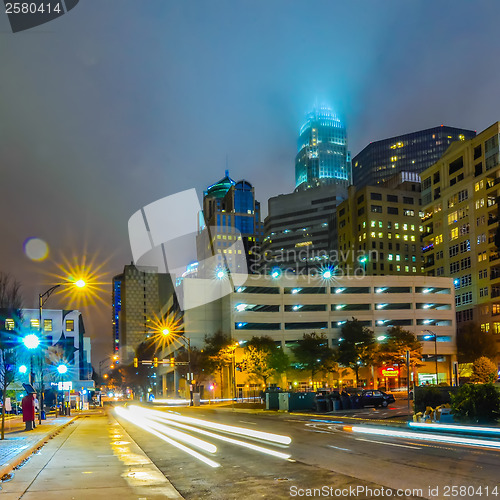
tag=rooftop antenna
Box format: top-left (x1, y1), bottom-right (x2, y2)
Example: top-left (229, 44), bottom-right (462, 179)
top-left (225, 154), bottom-right (229, 177)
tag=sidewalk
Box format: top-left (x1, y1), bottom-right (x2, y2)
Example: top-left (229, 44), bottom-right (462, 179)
top-left (0, 411), bottom-right (183, 499)
top-left (0, 413), bottom-right (77, 479)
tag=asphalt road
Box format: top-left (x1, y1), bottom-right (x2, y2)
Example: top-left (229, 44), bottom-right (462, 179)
top-left (114, 404), bottom-right (500, 500)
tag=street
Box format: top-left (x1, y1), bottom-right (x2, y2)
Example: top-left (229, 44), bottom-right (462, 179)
top-left (2, 407), bottom-right (500, 499)
top-left (114, 405), bottom-right (500, 499)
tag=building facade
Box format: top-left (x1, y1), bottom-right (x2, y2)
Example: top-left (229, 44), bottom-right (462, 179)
top-left (295, 106), bottom-right (351, 192)
top-left (336, 172), bottom-right (424, 276)
top-left (196, 171), bottom-right (264, 276)
top-left (352, 125), bottom-right (476, 189)
top-left (260, 184), bottom-right (347, 274)
top-left (0, 308), bottom-right (93, 399)
top-left (160, 274), bottom-right (457, 393)
top-left (420, 122), bottom-right (500, 360)
top-left (112, 265), bottom-right (175, 362)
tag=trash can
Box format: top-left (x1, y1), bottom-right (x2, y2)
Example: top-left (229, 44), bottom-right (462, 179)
top-left (340, 392), bottom-right (351, 410)
top-left (328, 391), bottom-right (341, 412)
top-left (313, 393), bottom-right (327, 412)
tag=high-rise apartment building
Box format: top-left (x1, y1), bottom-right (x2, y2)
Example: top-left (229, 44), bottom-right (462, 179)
top-left (260, 184), bottom-right (347, 274)
top-left (420, 122), bottom-right (500, 360)
top-left (295, 106), bottom-right (351, 192)
top-left (196, 171), bottom-right (264, 276)
top-left (112, 265), bottom-right (174, 361)
top-left (336, 172), bottom-right (424, 276)
top-left (352, 126), bottom-right (476, 189)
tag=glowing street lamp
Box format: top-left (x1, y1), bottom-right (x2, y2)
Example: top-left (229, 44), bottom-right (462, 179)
top-left (18, 365), bottom-right (27, 374)
top-left (23, 334), bottom-right (40, 350)
top-left (57, 364), bottom-right (68, 374)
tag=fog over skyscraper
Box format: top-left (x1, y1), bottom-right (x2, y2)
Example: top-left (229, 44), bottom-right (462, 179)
top-left (295, 105), bottom-right (351, 192)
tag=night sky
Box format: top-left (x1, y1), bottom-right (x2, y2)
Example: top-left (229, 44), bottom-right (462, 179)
top-left (1, 0), bottom-right (499, 364)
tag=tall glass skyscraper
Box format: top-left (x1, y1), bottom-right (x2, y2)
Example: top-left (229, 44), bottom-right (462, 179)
top-left (295, 106), bottom-right (351, 191)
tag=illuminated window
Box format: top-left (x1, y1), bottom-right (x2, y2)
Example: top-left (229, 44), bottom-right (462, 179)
top-left (435, 234), bottom-right (443, 245)
top-left (405, 266), bottom-right (409, 272)
top-left (371, 232), bottom-right (376, 238)
top-left (475, 199), bottom-right (485, 209)
top-left (412, 266), bottom-right (416, 272)
top-left (388, 232), bottom-right (392, 239)
top-left (396, 265), bottom-right (401, 272)
top-left (43, 319), bottom-right (52, 332)
top-left (403, 224), bottom-right (408, 231)
top-left (410, 235), bottom-right (415, 242)
top-left (378, 221), bottom-right (383, 228)
top-left (410, 225), bottom-right (415, 231)
top-left (448, 212), bottom-right (458, 225)
top-left (378, 232), bottom-right (383, 238)
top-left (395, 223), bottom-right (399, 230)
top-left (371, 221), bottom-right (376, 227)
top-left (396, 255), bottom-right (401, 261)
top-left (66, 320), bottom-right (74, 332)
top-left (30, 319), bottom-right (39, 329)
top-left (362, 222), bottom-right (366, 228)
top-left (403, 235), bottom-right (408, 241)
top-left (388, 254), bottom-right (393, 261)
top-left (419, 226), bottom-right (424, 232)
top-left (395, 233), bottom-right (400, 239)
top-left (493, 323), bottom-right (500, 335)
top-left (450, 228), bottom-right (458, 240)
top-left (5, 319), bottom-right (14, 331)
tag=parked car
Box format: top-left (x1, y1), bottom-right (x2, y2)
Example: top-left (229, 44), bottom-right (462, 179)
top-left (360, 389), bottom-right (395, 408)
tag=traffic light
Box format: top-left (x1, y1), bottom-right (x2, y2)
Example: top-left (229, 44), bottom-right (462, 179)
top-left (153, 357), bottom-right (158, 368)
top-left (170, 357), bottom-right (175, 367)
top-left (133, 358), bottom-right (138, 368)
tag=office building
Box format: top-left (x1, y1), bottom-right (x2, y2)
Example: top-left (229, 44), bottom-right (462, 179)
top-left (295, 106), bottom-right (351, 192)
top-left (260, 184), bottom-right (347, 274)
top-left (160, 274), bottom-right (457, 393)
top-left (112, 264), bottom-right (175, 361)
top-left (352, 125), bottom-right (476, 189)
top-left (420, 122), bottom-right (500, 360)
top-left (336, 172), bottom-right (424, 275)
top-left (196, 171), bottom-right (264, 276)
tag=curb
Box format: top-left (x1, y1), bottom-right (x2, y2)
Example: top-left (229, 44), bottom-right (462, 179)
top-left (0, 416), bottom-right (78, 480)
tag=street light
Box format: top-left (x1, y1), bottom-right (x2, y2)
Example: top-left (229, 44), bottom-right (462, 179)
top-left (162, 330), bottom-right (192, 403)
top-left (38, 280), bottom-right (87, 422)
top-left (56, 364), bottom-right (69, 416)
top-left (423, 330), bottom-right (438, 384)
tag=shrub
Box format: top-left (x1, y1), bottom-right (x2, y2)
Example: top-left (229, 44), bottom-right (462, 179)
top-left (414, 386), bottom-right (450, 413)
top-left (450, 383), bottom-right (500, 424)
top-left (470, 357), bottom-right (498, 384)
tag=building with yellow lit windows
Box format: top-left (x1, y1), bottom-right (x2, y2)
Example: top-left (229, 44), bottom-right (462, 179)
top-left (336, 172), bottom-right (424, 275)
top-left (352, 125), bottom-right (475, 189)
top-left (420, 122), bottom-right (500, 362)
top-left (196, 171), bottom-right (264, 276)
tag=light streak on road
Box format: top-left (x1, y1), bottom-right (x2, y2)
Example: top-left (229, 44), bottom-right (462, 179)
top-left (115, 407), bottom-right (220, 468)
top-left (409, 422), bottom-right (500, 436)
top-left (347, 425), bottom-right (500, 450)
top-left (354, 437), bottom-right (421, 450)
top-left (115, 405), bottom-right (293, 467)
top-left (129, 405), bottom-right (292, 445)
top-left (143, 411), bottom-right (291, 460)
top-left (153, 399), bottom-right (190, 405)
top-left (138, 417), bottom-right (217, 454)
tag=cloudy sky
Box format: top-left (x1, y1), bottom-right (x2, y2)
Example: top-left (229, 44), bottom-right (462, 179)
top-left (1, 0), bottom-right (499, 363)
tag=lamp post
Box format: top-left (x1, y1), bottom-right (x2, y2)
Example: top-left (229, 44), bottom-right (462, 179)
top-left (38, 280), bottom-right (86, 423)
top-left (57, 364), bottom-right (69, 416)
top-left (423, 330), bottom-right (438, 384)
top-left (162, 329), bottom-right (192, 404)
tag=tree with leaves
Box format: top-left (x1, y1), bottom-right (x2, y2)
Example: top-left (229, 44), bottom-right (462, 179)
top-left (201, 331), bottom-right (233, 398)
top-left (335, 318), bottom-right (375, 387)
top-left (376, 326), bottom-right (423, 387)
top-left (457, 323), bottom-right (497, 363)
top-left (242, 336), bottom-right (289, 387)
top-left (470, 356), bottom-right (498, 384)
top-left (290, 332), bottom-right (335, 383)
top-left (0, 272), bottom-right (23, 439)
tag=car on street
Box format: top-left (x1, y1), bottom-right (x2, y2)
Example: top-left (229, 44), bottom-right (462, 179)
top-left (360, 389), bottom-right (395, 408)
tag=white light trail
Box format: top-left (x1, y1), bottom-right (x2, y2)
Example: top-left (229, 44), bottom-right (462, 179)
top-left (145, 412), bottom-right (291, 460)
top-left (408, 422), bottom-right (500, 436)
top-left (115, 407), bottom-right (220, 468)
top-left (129, 406), bottom-right (292, 445)
top-left (348, 425), bottom-right (500, 450)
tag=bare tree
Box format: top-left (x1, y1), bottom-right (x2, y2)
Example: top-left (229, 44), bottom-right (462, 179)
top-left (0, 272), bottom-right (23, 439)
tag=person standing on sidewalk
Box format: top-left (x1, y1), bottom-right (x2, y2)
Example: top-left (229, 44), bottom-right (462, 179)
top-left (22, 393), bottom-right (36, 431)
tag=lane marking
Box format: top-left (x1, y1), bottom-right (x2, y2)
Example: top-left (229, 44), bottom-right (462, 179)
top-left (355, 437), bottom-right (421, 450)
top-left (327, 445), bottom-right (351, 452)
top-left (239, 420), bottom-right (257, 425)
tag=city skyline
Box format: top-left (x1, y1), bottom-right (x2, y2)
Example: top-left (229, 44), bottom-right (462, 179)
top-left (2, 1), bottom-right (500, 363)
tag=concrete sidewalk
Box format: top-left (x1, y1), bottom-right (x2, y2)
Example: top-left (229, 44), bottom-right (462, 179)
top-left (0, 413), bottom-right (77, 479)
top-left (0, 411), bottom-right (183, 499)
